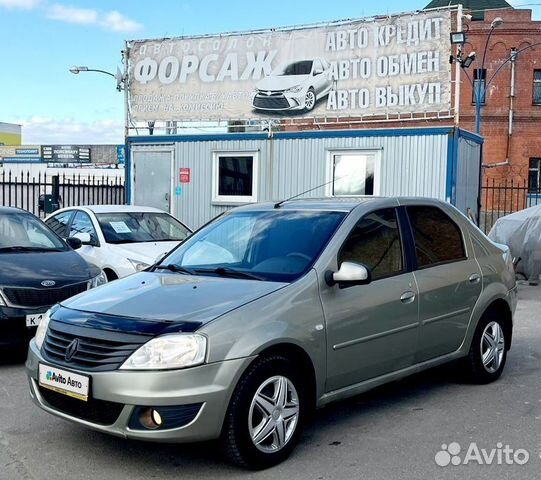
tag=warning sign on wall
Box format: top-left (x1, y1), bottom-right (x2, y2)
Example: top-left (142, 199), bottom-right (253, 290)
top-left (179, 167), bottom-right (191, 183)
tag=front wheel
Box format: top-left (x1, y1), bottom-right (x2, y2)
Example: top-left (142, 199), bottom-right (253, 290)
top-left (221, 355), bottom-right (306, 469)
top-left (304, 88), bottom-right (316, 112)
top-left (464, 313), bottom-right (508, 384)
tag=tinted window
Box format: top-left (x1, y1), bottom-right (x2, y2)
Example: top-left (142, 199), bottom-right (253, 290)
top-left (218, 156), bottom-right (253, 197)
top-left (46, 211), bottom-right (73, 238)
top-left (339, 208), bottom-right (403, 280)
top-left (70, 212), bottom-right (98, 243)
top-left (407, 206), bottom-right (466, 268)
top-left (274, 61), bottom-right (313, 76)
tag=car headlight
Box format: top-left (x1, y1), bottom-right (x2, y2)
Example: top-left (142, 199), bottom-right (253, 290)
top-left (35, 310), bottom-right (51, 350)
top-left (120, 334), bottom-right (207, 370)
top-left (286, 85), bottom-right (303, 93)
top-left (88, 270), bottom-right (108, 289)
top-left (128, 258), bottom-right (151, 272)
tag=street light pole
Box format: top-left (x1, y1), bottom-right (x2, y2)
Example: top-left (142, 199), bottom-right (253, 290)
top-left (474, 17), bottom-right (504, 134)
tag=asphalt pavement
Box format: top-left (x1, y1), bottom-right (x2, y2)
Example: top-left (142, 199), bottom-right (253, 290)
top-left (0, 284), bottom-right (539, 480)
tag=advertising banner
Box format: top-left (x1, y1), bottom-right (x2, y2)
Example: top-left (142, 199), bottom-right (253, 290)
top-left (41, 145), bottom-right (91, 163)
top-left (0, 145), bottom-right (41, 163)
top-left (128, 10), bottom-right (452, 122)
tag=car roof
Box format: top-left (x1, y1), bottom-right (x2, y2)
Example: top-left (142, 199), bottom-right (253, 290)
top-left (0, 206), bottom-right (32, 215)
top-left (58, 205), bottom-right (168, 214)
top-left (232, 196), bottom-right (448, 213)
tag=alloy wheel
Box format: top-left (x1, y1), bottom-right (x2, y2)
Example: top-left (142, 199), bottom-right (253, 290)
top-left (480, 321), bottom-right (505, 373)
top-left (248, 375), bottom-right (300, 453)
top-left (305, 91), bottom-right (315, 110)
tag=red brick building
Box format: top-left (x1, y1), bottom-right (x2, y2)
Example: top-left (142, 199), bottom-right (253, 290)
top-left (442, 3), bottom-right (541, 190)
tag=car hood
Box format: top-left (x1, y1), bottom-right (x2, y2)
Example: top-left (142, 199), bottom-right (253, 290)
top-left (0, 251), bottom-right (97, 288)
top-left (256, 75), bottom-right (310, 91)
top-left (108, 241), bottom-right (180, 264)
top-left (59, 272), bottom-right (287, 333)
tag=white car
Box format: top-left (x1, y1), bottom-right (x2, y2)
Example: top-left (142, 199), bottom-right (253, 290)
top-left (252, 58), bottom-right (334, 112)
top-left (45, 206), bottom-right (191, 280)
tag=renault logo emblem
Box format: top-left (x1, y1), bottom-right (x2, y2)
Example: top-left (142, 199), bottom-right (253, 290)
top-left (41, 280), bottom-right (56, 287)
top-left (65, 339), bottom-right (79, 362)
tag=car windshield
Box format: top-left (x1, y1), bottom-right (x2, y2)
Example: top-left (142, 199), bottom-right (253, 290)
top-left (161, 209), bottom-right (346, 282)
top-left (96, 212), bottom-right (190, 244)
top-left (0, 211), bottom-right (68, 252)
top-left (273, 61), bottom-right (313, 76)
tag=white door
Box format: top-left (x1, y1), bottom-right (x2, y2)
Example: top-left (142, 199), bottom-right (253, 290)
top-left (132, 149), bottom-right (173, 212)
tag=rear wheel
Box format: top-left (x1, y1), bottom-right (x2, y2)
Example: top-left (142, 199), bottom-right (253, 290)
top-left (221, 355), bottom-right (306, 469)
top-left (464, 313), bottom-right (508, 384)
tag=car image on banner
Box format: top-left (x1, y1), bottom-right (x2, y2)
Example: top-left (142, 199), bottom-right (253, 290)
top-left (252, 59), bottom-right (334, 113)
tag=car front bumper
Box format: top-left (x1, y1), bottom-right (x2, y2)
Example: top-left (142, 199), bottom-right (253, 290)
top-left (26, 339), bottom-right (254, 443)
top-left (252, 90), bottom-right (306, 111)
top-left (0, 306), bottom-right (46, 347)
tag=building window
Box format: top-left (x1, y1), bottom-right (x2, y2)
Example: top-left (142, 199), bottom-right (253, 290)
top-left (533, 70), bottom-right (541, 105)
top-left (329, 151), bottom-right (380, 196)
top-left (472, 69), bottom-right (486, 104)
top-left (528, 158), bottom-right (541, 193)
top-left (212, 152), bottom-right (258, 204)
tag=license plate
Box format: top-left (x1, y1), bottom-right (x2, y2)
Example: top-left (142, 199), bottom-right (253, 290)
top-left (38, 364), bottom-right (90, 402)
top-left (26, 313), bottom-right (46, 327)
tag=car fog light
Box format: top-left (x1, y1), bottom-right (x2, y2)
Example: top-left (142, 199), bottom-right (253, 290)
top-left (152, 409), bottom-right (162, 426)
top-left (139, 408), bottom-right (162, 429)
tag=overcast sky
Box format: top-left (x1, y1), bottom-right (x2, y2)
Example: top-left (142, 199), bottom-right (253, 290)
top-left (1, 0), bottom-right (539, 144)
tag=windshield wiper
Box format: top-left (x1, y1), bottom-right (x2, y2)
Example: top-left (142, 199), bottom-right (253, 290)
top-left (155, 264), bottom-right (196, 275)
top-left (0, 246), bottom-right (64, 253)
top-left (195, 266), bottom-right (263, 281)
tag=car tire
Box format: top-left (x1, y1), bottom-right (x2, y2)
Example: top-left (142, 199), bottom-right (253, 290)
top-left (304, 88), bottom-right (316, 112)
top-left (464, 312), bottom-right (508, 384)
top-left (221, 354), bottom-right (306, 470)
top-left (104, 269), bottom-right (118, 282)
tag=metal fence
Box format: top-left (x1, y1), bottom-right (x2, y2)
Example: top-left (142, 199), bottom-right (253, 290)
top-left (481, 179), bottom-right (541, 233)
top-left (0, 170), bottom-right (125, 217)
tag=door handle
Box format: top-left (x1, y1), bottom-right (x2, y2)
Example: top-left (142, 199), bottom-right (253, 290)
top-left (468, 273), bottom-right (481, 284)
top-left (400, 291), bottom-right (416, 304)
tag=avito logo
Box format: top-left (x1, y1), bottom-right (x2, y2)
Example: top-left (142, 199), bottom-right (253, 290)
top-left (435, 442), bottom-right (530, 467)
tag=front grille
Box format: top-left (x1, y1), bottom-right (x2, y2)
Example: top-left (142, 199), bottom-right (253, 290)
top-left (39, 386), bottom-right (124, 425)
top-left (42, 320), bottom-right (151, 372)
top-left (254, 95), bottom-right (290, 109)
top-left (3, 282), bottom-right (88, 308)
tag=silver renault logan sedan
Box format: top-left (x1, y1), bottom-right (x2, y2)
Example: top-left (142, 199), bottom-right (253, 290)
top-left (26, 197), bottom-right (517, 469)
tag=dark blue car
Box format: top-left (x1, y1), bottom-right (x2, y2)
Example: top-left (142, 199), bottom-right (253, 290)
top-left (0, 207), bottom-right (107, 349)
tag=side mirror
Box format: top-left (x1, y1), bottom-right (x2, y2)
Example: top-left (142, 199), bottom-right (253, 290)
top-left (73, 232), bottom-right (93, 245)
top-left (325, 262), bottom-right (371, 288)
top-left (314, 69), bottom-right (324, 76)
top-left (66, 237), bottom-right (82, 250)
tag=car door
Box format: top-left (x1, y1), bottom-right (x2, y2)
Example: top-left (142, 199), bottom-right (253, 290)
top-left (406, 204), bottom-right (482, 362)
top-left (45, 210), bottom-right (74, 239)
top-left (320, 207), bottom-right (420, 392)
top-left (68, 211), bottom-right (103, 268)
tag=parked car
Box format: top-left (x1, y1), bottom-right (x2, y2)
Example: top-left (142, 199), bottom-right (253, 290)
top-left (0, 207), bottom-right (106, 349)
top-left (26, 198), bottom-right (516, 469)
top-left (252, 58), bottom-right (334, 112)
top-left (45, 205), bottom-right (192, 280)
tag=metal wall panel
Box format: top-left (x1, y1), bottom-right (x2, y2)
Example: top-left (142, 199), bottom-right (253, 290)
top-left (132, 132), bottom-right (451, 229)
top-left (455, 135), bottom-right (482, 218)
